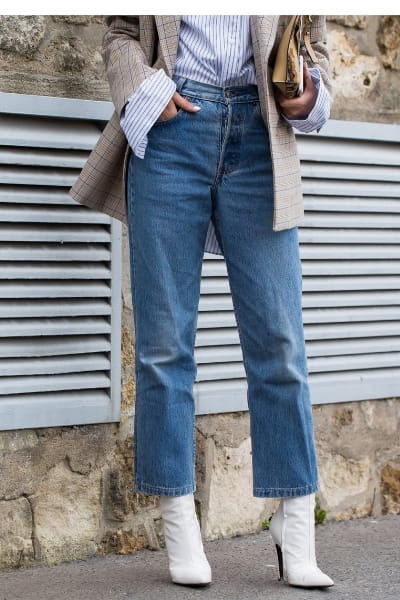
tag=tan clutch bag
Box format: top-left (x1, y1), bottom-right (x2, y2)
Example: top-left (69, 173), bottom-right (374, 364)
top-left (272, 15), bottom-right (319, 99)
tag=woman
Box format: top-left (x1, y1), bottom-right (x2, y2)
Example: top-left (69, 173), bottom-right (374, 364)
top-left (70, 15), bottom-right (334, 589)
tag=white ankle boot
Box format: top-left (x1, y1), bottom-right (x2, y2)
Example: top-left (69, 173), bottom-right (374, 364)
top-left (269, 493), bottom-right (334, 588)
top-left (159, 494), bottom-right (212, 586)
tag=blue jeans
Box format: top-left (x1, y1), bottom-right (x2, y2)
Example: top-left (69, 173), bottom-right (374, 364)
top-left (127, 75), bottom-right (319, 498)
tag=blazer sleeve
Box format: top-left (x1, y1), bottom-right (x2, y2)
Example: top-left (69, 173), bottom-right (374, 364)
top-left (101, 16), bottom-right (159, 117)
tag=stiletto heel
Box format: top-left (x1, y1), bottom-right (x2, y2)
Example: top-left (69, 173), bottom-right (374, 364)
top-left (275, 544), bottom-right (284, 581)
top-left (270, 493), bottom-right (334, 588)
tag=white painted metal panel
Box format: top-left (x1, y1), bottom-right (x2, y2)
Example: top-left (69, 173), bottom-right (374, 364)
top-left (0, 96), bottom-right (121, 430)
top-left (194, 120), bottom-right (400, 413)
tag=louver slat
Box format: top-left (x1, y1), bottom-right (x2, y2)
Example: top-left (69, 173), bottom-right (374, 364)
top-left (1, 372), bottom-right (110, 395)
top-left (0, 165), bottom-right (79, 187)
top-left (199, 290), bottom-right (400, 311)
top-left (0, 244), bottom-right (110, 261)
top-left (196, 307), bottom-right (400, 329)
top-left (0, 224), bottom-right (110, 242)
top-left (200, 275), bottom-right (400, 294)
top-left (194, 120), bottom-right (400, 413)
top-left (0, 187), bottom-right (78, 205)
top-left (303, 197), bottom-right (400, 214)
top-left (0, 98), bottom-right (121, 430)
top-left (301, 162), bottom-right (400, 182)
top-left (0, 335), bottom-right (111, 357)
top-left (0, 353), bottom-right (109, 376)
top-left (195, 338), bottom-right (400, 364)
top-left (0, 317), bottom-right (111, 337)
top-left (0, 299), bottom-right (111, 318)
top-left (195, 352), bottom-right (400, 381)
top-left (0, 281), bottom-right (111, 298)
top-left (0, 114), bottom-right (101, 149)
top-left (202, 258), bottom-right (400, 276)
top-left (0, 263), bottom-right (111, 279)
top-left (0, 204), bottom-right (110, 224)
top-left (0, 147), bottom-right (88, 168)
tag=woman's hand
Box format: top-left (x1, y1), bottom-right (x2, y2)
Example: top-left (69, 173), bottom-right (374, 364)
top-left (275, 62), bottom-right (318, 120)
top-left (157, 91), bottom-right (201, 121)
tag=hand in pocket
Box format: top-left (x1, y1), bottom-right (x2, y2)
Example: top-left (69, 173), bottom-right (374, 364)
top-left (156, 91), bottom-right (201, 122)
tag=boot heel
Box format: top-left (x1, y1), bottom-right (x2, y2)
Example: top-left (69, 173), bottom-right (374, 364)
top-left (275, 544), bottom-right (284, 581)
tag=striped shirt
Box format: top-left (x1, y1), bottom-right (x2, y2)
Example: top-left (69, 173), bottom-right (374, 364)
top-left (120, 16), bottom-right (331, 160)
top-left (120, 16), bottom-right (330, 253)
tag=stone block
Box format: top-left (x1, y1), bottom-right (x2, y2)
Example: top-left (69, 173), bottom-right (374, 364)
top-left (196, 416), bottom-right (277, 540)
top-left (0, 16), bottom-right (46, 58)
top-left (32, 460), bottom-right (101, 564)
top-left (51, 16), bottom-right (91, 26)
top-left (318, 452), bottom-right (373, 518)
top-left (0, 497), bottom-right (34, 569)
top-left (377, 16), bottom-right (400, 70)
top-left (381, 462), bottom-right (400, 514)
top-left (99, 529), bottom-right (148, 555)
top-left (327, 29), bottom-right (381, 99)
top-left (328, 16), bottom-right (367, 29)
top-left (56, 38), bottom-right (87, 72)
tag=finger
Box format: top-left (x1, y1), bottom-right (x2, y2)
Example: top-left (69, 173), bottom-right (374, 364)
top-left (173, 91), bottom-right (201, 112)
top-left (302, 63), bottom-right (313, 89)
top-left (157, 99), bottom-right (178, 121)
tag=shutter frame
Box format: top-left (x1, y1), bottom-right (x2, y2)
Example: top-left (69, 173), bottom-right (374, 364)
top-left (0, 93), bottom-right (121, 431)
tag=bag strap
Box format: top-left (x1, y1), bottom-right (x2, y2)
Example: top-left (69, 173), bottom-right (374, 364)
top-left (300, 16), bottom-right (319, 64)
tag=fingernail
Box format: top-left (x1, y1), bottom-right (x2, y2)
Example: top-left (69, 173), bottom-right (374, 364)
top-left (192, 106), bottom-right (201, 111)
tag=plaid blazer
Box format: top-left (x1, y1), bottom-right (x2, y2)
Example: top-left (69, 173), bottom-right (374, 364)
top-left (69, 16), bottom-right (330, 231)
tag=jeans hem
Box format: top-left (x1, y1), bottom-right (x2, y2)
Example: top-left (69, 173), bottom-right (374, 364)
top-left (135, 481), bottom-right (196, 497)
top-left (253, 481), bottom-right (319, 498)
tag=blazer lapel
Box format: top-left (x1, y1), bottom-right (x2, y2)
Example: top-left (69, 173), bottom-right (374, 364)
top-left (154, 16), bottom-right (181, 76)
top-left (249, 16), bottom-right (279, 82)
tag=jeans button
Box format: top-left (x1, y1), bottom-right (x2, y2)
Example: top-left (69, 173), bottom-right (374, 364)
top-left (226, 90), bottom-right (234, 98)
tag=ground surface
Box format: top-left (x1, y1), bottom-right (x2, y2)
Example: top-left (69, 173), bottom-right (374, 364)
top-left (1, 515), bottom-right (399, 599)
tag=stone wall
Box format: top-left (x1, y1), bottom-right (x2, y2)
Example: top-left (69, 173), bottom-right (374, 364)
top-left (327, 15), bottom-right (400, 123)
top-left (0, 15), bottom-right (400, 570)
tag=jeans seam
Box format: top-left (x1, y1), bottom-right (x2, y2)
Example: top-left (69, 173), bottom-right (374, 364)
top-left (136, 482), bottom-right (195, 495)
top-left (253, 481), bottom-right (319, 498)
top-left (127, 157), bottom-right (141, 489)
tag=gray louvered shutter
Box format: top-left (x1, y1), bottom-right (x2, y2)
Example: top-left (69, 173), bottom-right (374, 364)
top-left (0, 93), bottom-right (121, 430)
top-left (194, 119), bottom-right (400, 414)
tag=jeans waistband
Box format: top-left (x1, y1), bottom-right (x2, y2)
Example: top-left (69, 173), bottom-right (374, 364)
top-left (172, 74), bottom-right (259, 102)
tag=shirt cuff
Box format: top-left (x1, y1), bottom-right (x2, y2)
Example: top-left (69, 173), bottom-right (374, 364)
top-left (284, 68), bottom-right (331, 133)
top-left (120, 69), bottom-right (177, 159)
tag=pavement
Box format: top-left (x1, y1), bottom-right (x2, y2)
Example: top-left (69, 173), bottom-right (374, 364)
top-left (0, 515), bottom-right (399, 600)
